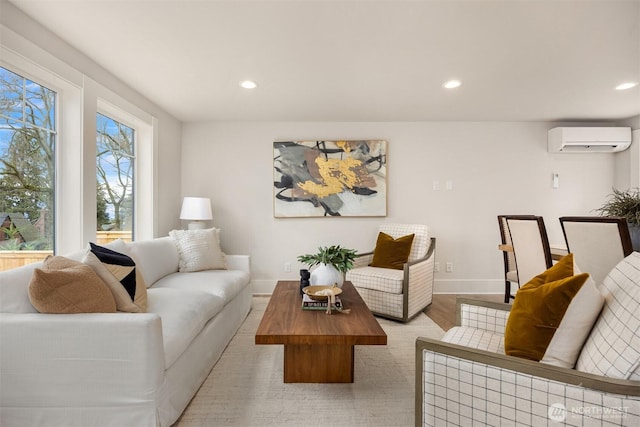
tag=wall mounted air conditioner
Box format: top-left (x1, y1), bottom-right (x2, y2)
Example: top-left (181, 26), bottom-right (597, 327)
top-left (548, 127), bottom-right (632, 153)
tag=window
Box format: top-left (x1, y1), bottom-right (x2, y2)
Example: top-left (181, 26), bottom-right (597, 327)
top-left (96, 112), bottom-right (135, 243)
top-left (0, 66), bottom-right (55, 263)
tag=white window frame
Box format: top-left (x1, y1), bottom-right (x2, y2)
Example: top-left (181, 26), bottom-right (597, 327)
top-left (1, 30), bottom-right (157, 253)
top-left (0, 45), bottom-right (83, 255)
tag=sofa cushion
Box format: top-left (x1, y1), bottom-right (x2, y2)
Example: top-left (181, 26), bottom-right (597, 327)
top-left (504, 254), bottom-right (592, 362)
top-left (84, 243), bottom-right (148, 312)
top-left (151, 269), bottom-right (250, 305)
top-left (0, 261), bottom-right (41, 313)
top-left (127, 236), bottom-right (179, 286)
top-left (346, 266), bottom-right (404, 294)
top-left (576, 252), bottom-right (640, 380)
top-left (28, 256), bottom-right (116, 314)
top-left (369, 232), bottom-right (414, 270)
top-left (169, 228), bottom-right (226, 272)
top-left (146, 287), bottom-right (224, 368)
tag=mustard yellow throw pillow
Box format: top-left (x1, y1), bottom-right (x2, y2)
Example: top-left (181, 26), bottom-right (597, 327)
top-left (369, 232), bottom-right (415, 270)
top-left (504, 254), bottom-right (589, 361)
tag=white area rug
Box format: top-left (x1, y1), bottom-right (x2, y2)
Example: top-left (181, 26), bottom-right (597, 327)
top-left (174, 297), bottom-right (444, 427)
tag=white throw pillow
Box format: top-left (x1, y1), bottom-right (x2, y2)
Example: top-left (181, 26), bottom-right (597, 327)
top-left (540, 273), bottom-right (604, 368)
top-left (169, 228), bottom-right (226, 272)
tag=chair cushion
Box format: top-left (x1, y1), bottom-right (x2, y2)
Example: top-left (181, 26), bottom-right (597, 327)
top-left (369, 232), bottom-right (414, 270)
top-left (576, 252), bottom-right (640, 380)
top-left (169, 228), bottom-right (226, 272)
top-left (379, 223), bottom-right (429, 262)
top-left (28, 256), bottom-right (116, 314)
top-left (347, 266), bottom-right (404, 294)
top-left (504, 254), bottom-right (598, 363)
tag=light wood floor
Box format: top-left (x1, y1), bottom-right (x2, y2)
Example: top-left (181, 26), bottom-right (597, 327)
top-left (424, 294), bottom-right (504, 331)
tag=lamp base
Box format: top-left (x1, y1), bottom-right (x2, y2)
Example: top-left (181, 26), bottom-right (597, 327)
top-left (187, 221), bottom-right (207, 230)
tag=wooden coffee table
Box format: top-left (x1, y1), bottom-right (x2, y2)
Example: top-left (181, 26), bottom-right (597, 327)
top-left (255, 280), bottom-right (387, 383)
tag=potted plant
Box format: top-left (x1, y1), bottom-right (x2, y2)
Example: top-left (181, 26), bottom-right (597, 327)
top-left (297, 245), bottom-right (358, 287)
top-left (596, 187), bottom-right (640, 250)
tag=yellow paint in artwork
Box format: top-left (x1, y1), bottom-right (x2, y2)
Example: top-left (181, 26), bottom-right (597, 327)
top-left (335, 140), bottom-right (351, 153)
top-left (298, 157), bottom-right (363, 198)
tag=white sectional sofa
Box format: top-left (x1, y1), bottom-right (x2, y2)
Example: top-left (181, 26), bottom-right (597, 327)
top-left (0, 236), bottom-right (252, 427)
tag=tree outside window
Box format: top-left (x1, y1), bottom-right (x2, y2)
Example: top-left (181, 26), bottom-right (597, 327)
top-left (96, 113), bottom-right (134, 239)
top-left (0, 66), bottom-right (55, 255)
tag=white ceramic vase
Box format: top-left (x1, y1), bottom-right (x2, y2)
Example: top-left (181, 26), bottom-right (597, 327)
top-left (310, 263), bottom-right (344, 288)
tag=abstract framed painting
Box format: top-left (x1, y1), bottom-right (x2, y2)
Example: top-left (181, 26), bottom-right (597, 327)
top-left (273, 140), bottom-right (387, 217)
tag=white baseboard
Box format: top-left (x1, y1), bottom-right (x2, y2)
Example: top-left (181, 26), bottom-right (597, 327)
top-left (251, 279), bottom-right (279, 296)
top-left (251, 278), bottom-right (505, 296)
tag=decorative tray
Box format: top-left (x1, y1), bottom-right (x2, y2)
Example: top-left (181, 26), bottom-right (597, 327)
top-left (302, 285), bottom-right (342, 301)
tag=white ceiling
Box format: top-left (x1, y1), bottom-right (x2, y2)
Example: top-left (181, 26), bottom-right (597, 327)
top-left (7, 0), bottom-right (640, 123)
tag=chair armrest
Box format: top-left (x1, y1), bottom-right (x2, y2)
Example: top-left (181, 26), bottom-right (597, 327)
top-left (352, 251), bottom-right (374, 268)
top-left (416, 337), bottom-right (640, 426)
top-left (456, 297), bottom-right (511, 334)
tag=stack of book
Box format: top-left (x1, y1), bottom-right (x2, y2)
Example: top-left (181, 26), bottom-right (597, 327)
top-left (301, 294), bottom-right (343, 311)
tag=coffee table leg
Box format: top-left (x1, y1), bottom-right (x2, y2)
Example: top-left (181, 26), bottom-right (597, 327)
top-left (283, 344), bottom-right (354, 383)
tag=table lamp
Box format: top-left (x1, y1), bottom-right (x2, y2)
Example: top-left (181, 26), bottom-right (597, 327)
top-left (180, 197), bottom-right (213, 230)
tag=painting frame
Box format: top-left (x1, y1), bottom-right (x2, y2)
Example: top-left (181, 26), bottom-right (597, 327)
top-left (273, 140), bottom-right (387, 218)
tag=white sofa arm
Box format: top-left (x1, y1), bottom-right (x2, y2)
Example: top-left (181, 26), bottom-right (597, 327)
top-left (0, 313), bottom-right (164, 414)
top-left (456, 297), bottom-right (511, 334)
top-left (225, 254), bottom-right (251, 274)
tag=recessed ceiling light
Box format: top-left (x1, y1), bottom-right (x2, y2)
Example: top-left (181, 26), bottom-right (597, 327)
top-left (443, 80), bottom-right (461, 89)
top-left (239, 80), bottom-right (257, 89)
top-left (615, 82), bottom-right (638, 90)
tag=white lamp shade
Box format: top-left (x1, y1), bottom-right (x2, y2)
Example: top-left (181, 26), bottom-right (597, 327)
top-left (180, 197), bottom-right (213, 221)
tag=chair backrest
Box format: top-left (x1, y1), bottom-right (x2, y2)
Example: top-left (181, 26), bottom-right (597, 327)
top-left (505, 215), bottom-right (553, 285)
top-left (497, 215), bottom-right (517, 276)
top-left (378, 223), bottom-right (429, 262)
top-left (560, 216), bottom-right (633, 285)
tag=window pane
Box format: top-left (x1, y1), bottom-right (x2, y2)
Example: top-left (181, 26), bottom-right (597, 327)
top-left (0, 67), bottom-right (55, 269)
top-left (96, 113), bottom-right (134, 243)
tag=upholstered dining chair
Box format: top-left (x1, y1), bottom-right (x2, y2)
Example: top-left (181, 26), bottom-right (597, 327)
top-left (497, 215), bottom-right (519, 303)
top-left (560, 216), bottom-right (633, 286)
top-left (505, 215), bottom-right (553, 292)
top-left (345, 223), bottom-right (436, 322)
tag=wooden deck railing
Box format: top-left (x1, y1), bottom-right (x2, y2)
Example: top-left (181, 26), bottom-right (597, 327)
top-left (0, 231), bottom-right (132, 271)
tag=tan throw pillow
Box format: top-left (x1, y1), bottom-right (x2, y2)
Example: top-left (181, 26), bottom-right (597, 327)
top-left (28, 256), bottom-right (116, 314)
top-left (169, 228), bottom-right (226, 272)
top-left (504, 254), bottom-right (593, 362)
top-left (83, 243), bottom-right (147, 312)
top-left (369, 232), bottom-right (415, 270)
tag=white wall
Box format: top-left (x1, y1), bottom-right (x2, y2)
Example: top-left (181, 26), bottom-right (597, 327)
top-left (182, 121), bottom-right (619, 294)
top-left (0, 0), bottom-right (183, 241)
top-left (615, 115), bottom-right (640, 189)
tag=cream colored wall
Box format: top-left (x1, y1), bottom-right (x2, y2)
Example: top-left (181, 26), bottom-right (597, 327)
top-left (182, 121), bottom-right (618, 294)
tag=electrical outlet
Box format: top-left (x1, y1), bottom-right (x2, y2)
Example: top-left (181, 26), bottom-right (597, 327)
top-left (432, 180), bottom-right (440, 191)
top-left (434, 262), bottom-right (440, 272)
top-left (284, 262), bottom-right (291, 272)
top-left (446, 262), bottom-right (453, 272)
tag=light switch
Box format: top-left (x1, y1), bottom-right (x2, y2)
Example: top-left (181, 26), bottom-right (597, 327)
top-left (553, 173), bottom-right (559, 189)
